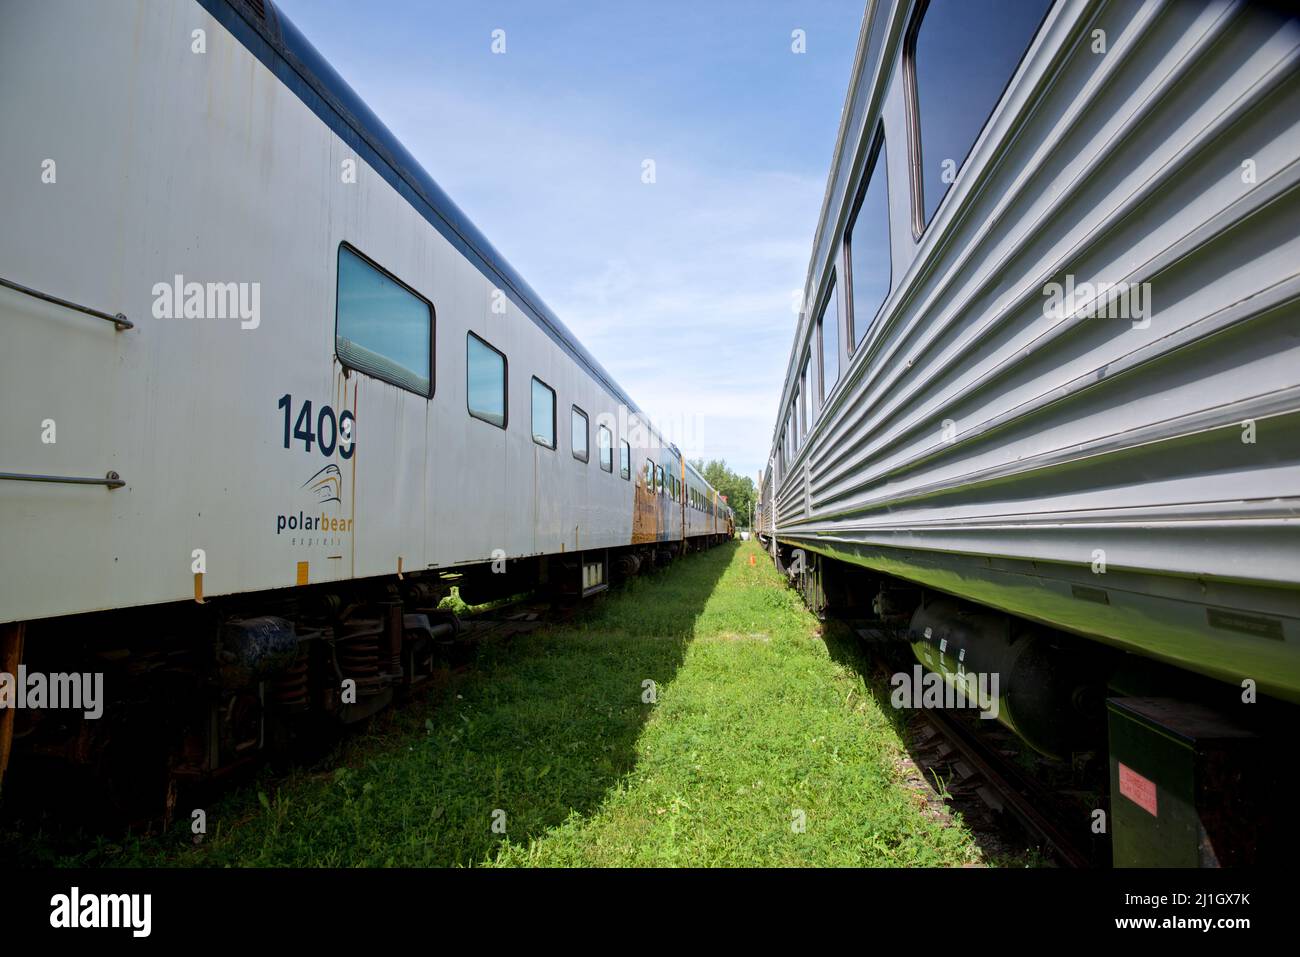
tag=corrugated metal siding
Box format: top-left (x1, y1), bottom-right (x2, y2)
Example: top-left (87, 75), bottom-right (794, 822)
top-left (771, 0), bottom-right (1300, 699)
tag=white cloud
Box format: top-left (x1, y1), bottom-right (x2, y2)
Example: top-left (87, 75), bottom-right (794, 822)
top-left (363, 79), bottom-right (818, 478)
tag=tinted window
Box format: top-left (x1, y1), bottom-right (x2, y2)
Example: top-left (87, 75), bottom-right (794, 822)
top-left (911, 0), bottom-right (1051, 226)
top-left (466, 333), bottom-right (506, 428)
top-left (820, 279), bottom-right (840, 402)
top-left (336, 244), bottom-right (432, 396)
top-left (805, 355), bottom-right (816, 427)
top-left (847, 135), bottom-right (891, 349)
top-left (656, 465), bottom-right (664, 496)
top-left (599, 426), bottom-right (613, 472)
top-left (571, 407), bottom-right (589, 462)
top-left (800, 360), bottom-right (810, 432)
top-left (531, 377), bottom-right (555, 448)
top-left (620, 441), bottom-right (631, 479)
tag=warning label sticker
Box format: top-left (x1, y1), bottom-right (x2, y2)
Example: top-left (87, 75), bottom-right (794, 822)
top-left (1118, 762), bottom-right (1158, 816)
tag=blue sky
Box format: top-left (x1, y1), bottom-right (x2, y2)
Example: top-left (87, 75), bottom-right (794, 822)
top-left (277, 0), bottom-right (863, 479)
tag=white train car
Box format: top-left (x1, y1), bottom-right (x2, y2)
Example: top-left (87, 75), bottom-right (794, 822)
top-left (0, 0), bottom-right (730, 799)
top-left (766, 0), bottom-right (1300, 864)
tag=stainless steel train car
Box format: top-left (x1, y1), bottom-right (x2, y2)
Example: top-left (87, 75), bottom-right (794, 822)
top-left (0, 0), bottom-right (731, 802)
top-left (760, 0), bottom-right (1300, 864)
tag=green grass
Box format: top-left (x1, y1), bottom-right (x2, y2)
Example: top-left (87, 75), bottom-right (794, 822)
top-left (7, 540), bottom-right (984, 867)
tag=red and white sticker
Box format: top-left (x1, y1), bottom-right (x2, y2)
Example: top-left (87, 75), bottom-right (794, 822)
top-left (1118, 762), bottom-right (1158, 817)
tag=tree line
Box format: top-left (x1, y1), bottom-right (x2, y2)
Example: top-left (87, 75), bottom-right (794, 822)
top-left (690, 459), bottom-right (756, 530)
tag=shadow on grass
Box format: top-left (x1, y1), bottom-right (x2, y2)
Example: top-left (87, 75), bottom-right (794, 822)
top-left (1, 541), bottom-right (739, 867)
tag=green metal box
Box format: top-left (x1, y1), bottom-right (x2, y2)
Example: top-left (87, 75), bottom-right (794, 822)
top-left (1106, 697), bottom-right (1259, 867)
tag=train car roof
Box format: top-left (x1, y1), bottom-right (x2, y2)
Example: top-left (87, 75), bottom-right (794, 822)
top-left (200, 0), bottom-right (644, 420)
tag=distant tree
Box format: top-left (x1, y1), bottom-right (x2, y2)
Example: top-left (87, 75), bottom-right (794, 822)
top-left (690, 458), bottom-right (756, 529)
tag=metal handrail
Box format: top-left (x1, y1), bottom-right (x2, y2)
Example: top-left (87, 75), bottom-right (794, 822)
top-left (0, 471), bottom-right (124, 489)
top-left (0, 276), bottom-right (133, 330)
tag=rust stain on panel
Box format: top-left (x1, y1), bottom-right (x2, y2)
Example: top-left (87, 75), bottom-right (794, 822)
top-left (0, 622), bottom-right (26, 788)
top-left (632, 468), bottom-right (660, 544)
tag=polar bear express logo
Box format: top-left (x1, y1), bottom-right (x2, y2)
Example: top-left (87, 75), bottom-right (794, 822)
top-left (276, 465), bottom-right (354, 540)
top-left (303, 464), bottom-right (342, 505)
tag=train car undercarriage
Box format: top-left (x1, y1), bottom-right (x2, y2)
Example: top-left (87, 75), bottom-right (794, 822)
top-left (0, 535), bottom-right (732, 824)
top-left (770, 539), bottom-right (1299, 867)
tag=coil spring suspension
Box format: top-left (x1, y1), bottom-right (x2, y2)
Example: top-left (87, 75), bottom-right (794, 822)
top-left (335, 620), bottom-right (384, 697)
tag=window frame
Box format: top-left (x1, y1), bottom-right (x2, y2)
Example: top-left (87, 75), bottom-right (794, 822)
top-left (620, 440), bottom-right (631, 480)
top-left (571, 405), bottom-right (589, 463)
top-left (785, 395), bottom-right (795, 455)
top-left (465, 331), bottom-right (508, 430)
top-left (530, 376), bottom-right (557, 450)
top-left (799, 359), bottom-right (810, 436)
top-left (844, 125), bottom-right (892, 353)
top-left (817, 274), bottom-right (840, 407)
top-left (334, 241), bottom-right (435, 399)
top-left (598, 425), bottom-right (613, 473)
top-left (902, 0), bottom-right (1052, 239)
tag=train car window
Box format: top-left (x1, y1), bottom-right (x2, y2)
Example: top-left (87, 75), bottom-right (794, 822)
top-left (335, 244), bottom-right (433, 397)
top-left (792, 393), bottom-right (801, 452)
top-left (819, 278), bottom-right (840, 404)
top-left (645, 459), bottom-right (655, 487)
top-left (571, 407), bottom-right (589, 462)
top-left (620, 441), bottom-right (631, 479)
top-left (466, 332), bottom-right (507, 428)
top-left (598, 425), bottom-right (613, 472)
top-left (846, 130), bottom-right (891, 350)
top-left (809, 347), bottom-right (819, 424)
top-left (656, 465), bottom-right (665, 496)
top-left (907, 0), bottom-right (1052, 231)
top-left (531, 377), bottom-right (556, 448)
top-left (800, 360), bottom-right (811, 432)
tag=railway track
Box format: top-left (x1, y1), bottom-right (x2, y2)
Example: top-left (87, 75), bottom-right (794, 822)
top-left (859, 632), bottom-right (1103, 869)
